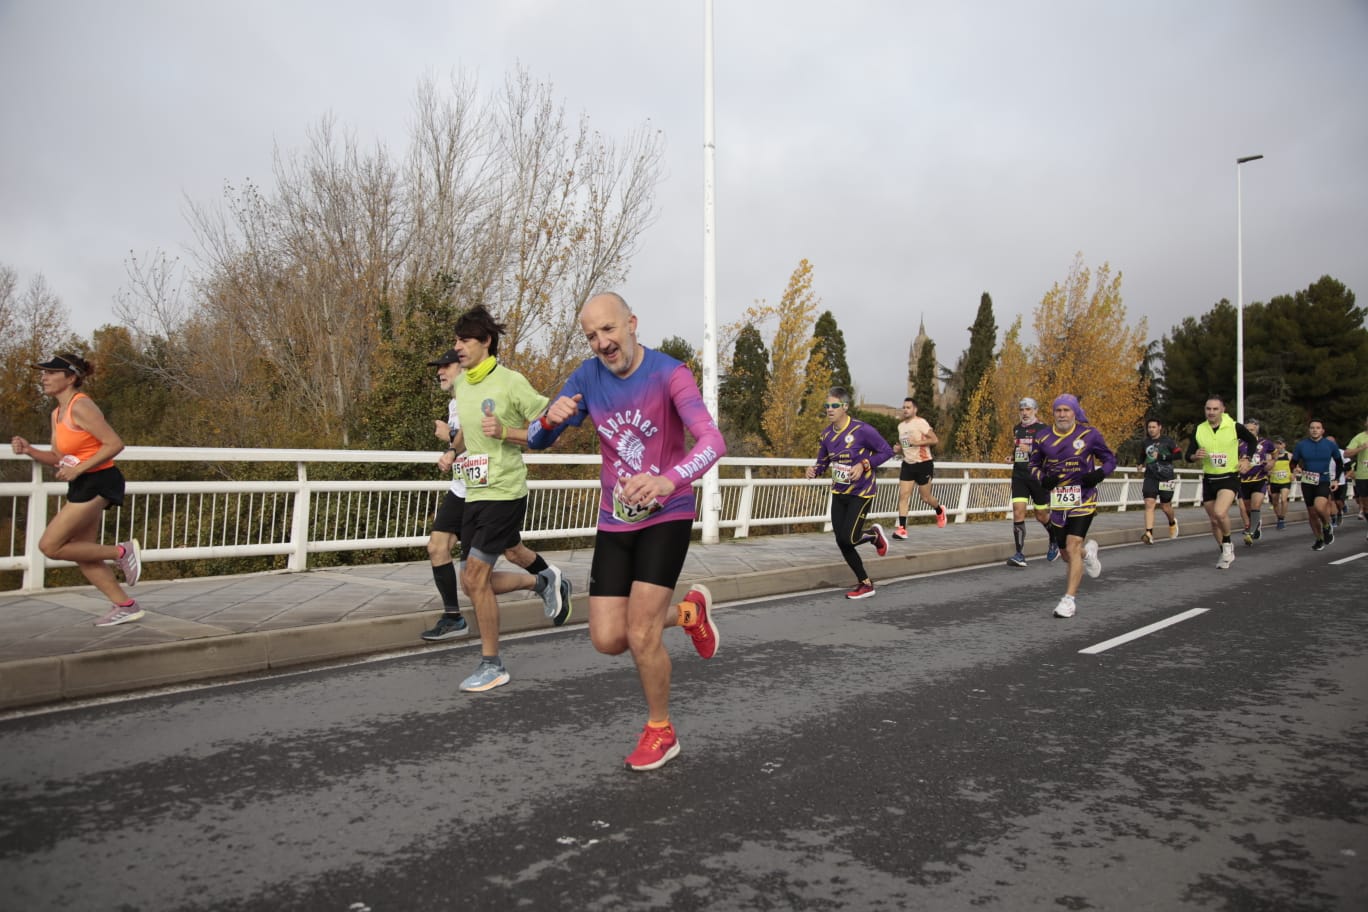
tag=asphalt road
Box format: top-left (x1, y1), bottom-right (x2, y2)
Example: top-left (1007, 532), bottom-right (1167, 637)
top-left (2, 527), bottom-right (1365, 911)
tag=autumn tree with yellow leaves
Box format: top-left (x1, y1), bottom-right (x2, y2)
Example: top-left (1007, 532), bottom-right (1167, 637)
top-left (957, 256), bottom-right (1148, 463)
top-left (720, 259), bottom-right (832, 459)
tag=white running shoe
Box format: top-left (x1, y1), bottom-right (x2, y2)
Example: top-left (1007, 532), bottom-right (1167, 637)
top-left (1053, 595), bottom-right (1076, 618)
top-left (1217, 543), bottom-right (1235, 570)
top-left (1082, 539), bottom-right (1101, 579)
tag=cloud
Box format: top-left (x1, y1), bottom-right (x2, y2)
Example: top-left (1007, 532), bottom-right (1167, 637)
top-left (1, 0), bottom-right (1364, 411)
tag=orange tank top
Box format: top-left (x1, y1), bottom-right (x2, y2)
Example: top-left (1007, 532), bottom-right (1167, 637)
top-left (53, 393), bottom-right (115, 471)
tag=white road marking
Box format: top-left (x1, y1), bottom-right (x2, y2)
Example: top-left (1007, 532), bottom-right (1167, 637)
top-left (1329, 552), bottom-right (1367, 565)
top-left (1079, 608), bottom-right (1210, 655)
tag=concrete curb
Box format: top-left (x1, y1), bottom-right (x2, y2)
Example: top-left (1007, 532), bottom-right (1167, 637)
top-left (0, 514), bottom-right (1301, 711)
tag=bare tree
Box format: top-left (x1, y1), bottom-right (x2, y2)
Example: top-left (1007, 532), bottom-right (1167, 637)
top-left (131, 67), bottom-right (664, 448)
top-left (0, 267), bottom-right (73, 438)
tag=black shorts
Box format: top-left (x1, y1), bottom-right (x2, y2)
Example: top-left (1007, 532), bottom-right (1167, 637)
top-left (900, 461), bottom-right (934, 485)
top-left (1201, 473), bottom-right (1241, 502)
top-left (1355, 478), bottom-right (1368, 498)
top-left (1332, 483), bottom-right (1347, 502)
top-left (589, 519), bottom-right (693, 597)
top-left (1239, 479), bottom-right (1268, 501)
top-left (1141, 476), bottom-right (1176, 503)
top-left (459, 496), bottom-right (526, 561)
top-left (66, 466), bottom-right (125, 509)
top-left (1269, 482), bottom-right (1291, 495)
top-left (432, 490), bottom-right (465, 535)
top-left (1300, 481), bottom-right (1330, 503)
top-left (1011, 474), bottom-right (1047, 507)
top-left (1050, 512), bottom-right (1095, 542)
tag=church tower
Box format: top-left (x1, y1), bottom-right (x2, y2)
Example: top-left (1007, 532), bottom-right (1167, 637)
top-left (907, 316), bottom-right (932, 400)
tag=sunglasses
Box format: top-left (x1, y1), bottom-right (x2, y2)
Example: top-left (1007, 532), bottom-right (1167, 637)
top-left (824, 402), bottom-right (845, 410)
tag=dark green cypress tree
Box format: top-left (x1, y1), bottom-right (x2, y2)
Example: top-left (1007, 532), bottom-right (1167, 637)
top-left (719, 322), bottom-right (770, 447)
top-left (949, 292), bottom-right (997, 451)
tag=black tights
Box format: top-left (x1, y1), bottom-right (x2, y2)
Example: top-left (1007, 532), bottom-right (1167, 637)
top-left (831, 493), bottom-right (874, 582)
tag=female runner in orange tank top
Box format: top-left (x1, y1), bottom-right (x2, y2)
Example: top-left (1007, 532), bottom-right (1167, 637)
top-left (10, 354), bottom-right (143, 626)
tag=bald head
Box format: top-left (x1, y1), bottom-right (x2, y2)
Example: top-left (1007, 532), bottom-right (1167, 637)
top-left (581, 291), bottom-right (632, 322)
top-left (580, 291), bottom-right (642, 377)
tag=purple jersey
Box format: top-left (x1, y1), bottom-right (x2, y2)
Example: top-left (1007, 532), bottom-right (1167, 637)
top-left (526, 347), bottom-right (724, 531)
top-left (813, 417), bottom-right (895, 498)
top-left (1239, 437), bottom-right (1274, 482)
top-left (1029, 421), bottom-right (1116, 519)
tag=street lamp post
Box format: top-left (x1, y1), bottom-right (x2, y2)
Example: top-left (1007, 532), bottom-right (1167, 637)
top-left (700, 0), bottom-right (720, 544)
top-left (1236, 153), bottom-right (1263, 424)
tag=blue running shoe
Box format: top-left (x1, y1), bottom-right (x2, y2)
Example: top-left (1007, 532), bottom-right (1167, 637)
top-left (1006, 552), bottom-right (1027, 568)
top-left (1046, 540), bottom-right (1060, 563)
top-left (460, 660), bottom-right (510, 693)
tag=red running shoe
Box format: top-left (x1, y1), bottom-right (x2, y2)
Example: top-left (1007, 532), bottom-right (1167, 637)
top-left (845, 582), bottom-right (876, 599)
top-left (682, 583), bottom-right (719, 659)
top-left (935, 508), bottom-right (948, 528)
top-left (871, 523), bottom-right (889, 557)
top-left (626, 723), bottom-right (680, 771)
top-left (892, 525), bottom-right (908, 540)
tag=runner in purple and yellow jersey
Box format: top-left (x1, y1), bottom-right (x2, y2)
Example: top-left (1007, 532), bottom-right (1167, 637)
top-left (529, 292), bottom-right (725, 772)
top-left (805, 387), bottom-right (896, 600)
top-left (1237, 417), bottom-right (1275, 546)
top-left (1029, 394), bottom-right (1116, 619)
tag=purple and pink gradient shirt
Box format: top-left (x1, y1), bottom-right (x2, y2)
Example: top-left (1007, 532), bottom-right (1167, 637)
top-left (526, 347), bottom-right (725, 531)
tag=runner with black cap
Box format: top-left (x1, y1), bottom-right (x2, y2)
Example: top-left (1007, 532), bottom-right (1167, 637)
top-left (10, 353), bottom-right (142, 626)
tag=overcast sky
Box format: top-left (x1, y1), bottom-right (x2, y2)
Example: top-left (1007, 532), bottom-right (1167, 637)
top-left (2, 0), bottom-right (1365, 407)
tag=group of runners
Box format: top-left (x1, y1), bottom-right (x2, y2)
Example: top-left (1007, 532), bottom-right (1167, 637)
top-left (809, 388), bottom-right (1368, 618)
top-left (416, 294), bottom-right (726, 770)
top-left (13, 317), bottom-right (1368, 770)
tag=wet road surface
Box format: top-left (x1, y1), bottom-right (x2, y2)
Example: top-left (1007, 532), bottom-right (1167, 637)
top-left (2, 531), bottom-right (1365, 910)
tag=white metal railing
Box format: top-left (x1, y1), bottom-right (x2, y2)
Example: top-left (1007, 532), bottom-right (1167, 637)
top-left (1, 446), bottom-right (1279, 592)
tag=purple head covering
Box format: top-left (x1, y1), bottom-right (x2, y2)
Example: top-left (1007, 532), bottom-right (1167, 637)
top-left (1051, 393), bottom-right (1088, 424)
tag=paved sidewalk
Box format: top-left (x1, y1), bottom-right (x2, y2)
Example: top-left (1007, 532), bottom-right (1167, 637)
top-left (0, 505), bottom-right (1308, 710)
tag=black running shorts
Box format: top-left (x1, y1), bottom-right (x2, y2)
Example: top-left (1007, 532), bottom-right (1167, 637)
top-left (589, 519), bottom-right (693, 597)
top-left (459, 497), bottom-right (526, 560)
top-left (1200, 473), bottom-right (1240, 503)
top-left (899, 461), bottom-right (934, 486)
top-left (66, 466), bottom-right (125, 509)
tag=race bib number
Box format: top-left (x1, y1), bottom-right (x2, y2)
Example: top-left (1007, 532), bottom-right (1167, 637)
top-left (1050, 484), bottom-right (1082, 510)
top-left (463, 453), bottom-right (491, 487)
top-left (1301, 470), bottom-right (1320, 485)
top-left (612, 482), bottom-right (661, 524)
top-left (899, 436), bottom-right (912, 449)
top-left (1271, 469), bottom-right (1291, 484)
top-left (1249, 453), bottom-right (1262, 465)
top-left (1157, 479), bottom-right (1176, 492)
top-left (832, 464), bottom-right (855, 485)
top-left (1209, 453), bottom-right (1228, 469)
top-left (1013, 441), bottom-right (1030, 463)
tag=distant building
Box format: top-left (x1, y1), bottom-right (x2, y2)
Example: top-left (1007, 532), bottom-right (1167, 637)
top-left (905, 316), bottom-right (957, 413)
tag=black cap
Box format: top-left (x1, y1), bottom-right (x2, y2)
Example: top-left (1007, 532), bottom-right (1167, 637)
top-left (31, 355), bottom-right (83, 376)
top-left (427, 348), bottom-right (460, 367)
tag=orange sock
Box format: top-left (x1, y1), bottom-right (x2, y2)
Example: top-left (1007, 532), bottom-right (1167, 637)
top-left (647, 718), bottom-right (671, 729)
top-left (677, 602), bottom-right (696, 628)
